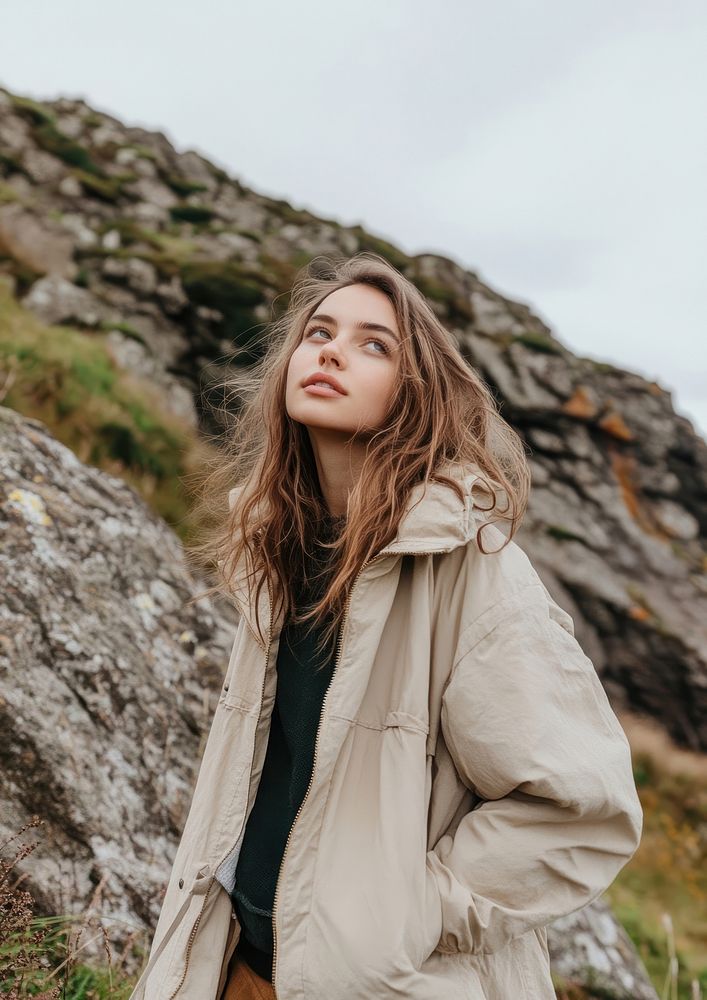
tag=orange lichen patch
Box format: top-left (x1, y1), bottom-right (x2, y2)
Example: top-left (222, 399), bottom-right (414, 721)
top-left (610, 450), bottom-right (642, 520)
top-left (609, 450), bottom-right (674, 543)
top-left (598, 408), bottom-right (634, 441)
top-left (647, 380), bottom-right (664, 396)
top-left (628, 604), bottom-right (652, 622)
top-left (561, 385), bottom-right (598, 419)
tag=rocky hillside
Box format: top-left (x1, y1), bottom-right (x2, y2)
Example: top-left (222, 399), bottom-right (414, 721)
top-left (1, 85), bottom-right (705, 756)
top-left (3, 82), bottom-right (707, 994)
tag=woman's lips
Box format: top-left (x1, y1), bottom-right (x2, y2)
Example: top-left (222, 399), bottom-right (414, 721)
top-left (303, 383), bottom-right (346, 397)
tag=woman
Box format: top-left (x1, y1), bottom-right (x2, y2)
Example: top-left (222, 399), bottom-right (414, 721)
top-left (128, 253), bottom-right (643, 1000)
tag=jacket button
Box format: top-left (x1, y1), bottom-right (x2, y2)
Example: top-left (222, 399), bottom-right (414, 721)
top-left (179, 878), bottom-right (184, 889)
top-left (224, 684), bottom-right (229, 691)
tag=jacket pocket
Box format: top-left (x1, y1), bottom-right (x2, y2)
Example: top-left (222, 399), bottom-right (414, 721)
top-left (219, 619), bottom-right (255, 712)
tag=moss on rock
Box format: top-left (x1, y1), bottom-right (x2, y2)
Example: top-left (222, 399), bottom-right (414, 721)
top-left (169, 204), bottom-right (215, 225)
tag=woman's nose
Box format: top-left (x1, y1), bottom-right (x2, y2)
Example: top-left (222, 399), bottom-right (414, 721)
top-left (319, 346), bottom-right (342, 365)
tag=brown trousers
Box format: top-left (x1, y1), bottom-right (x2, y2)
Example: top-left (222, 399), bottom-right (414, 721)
top-left (220, 948), bottom-right (277, 1000)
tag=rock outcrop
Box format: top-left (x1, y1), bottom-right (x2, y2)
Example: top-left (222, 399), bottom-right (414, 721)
top-left (1, 84), bottom-right (704, 754)
top-left (0, 405), bottom-right (237, 967)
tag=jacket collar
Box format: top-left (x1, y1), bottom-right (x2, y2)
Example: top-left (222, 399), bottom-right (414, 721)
top-left (377, 460), bottom-right (489, 555)
top-left (226, 460), bottom-right (499, 644)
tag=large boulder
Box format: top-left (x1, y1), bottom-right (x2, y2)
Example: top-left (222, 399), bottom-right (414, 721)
top-left (0, 405), bottom-right (237, 967)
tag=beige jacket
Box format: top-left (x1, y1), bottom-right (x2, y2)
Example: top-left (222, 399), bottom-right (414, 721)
top-left (128, 463), bottom-right (643, 1000)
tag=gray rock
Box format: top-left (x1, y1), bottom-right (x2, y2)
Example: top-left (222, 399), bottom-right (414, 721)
top-left (58, 174), bottom-right (83, 198)
top-left (101, 227), bottom-right (121, 251)
top-left (549, 896), bottom-right (659, 999)
top-left (122, 176), bottom-right (178, 210)
top-left (21, 274), bottom-right (110, 326)
top-left (0, 113), bottom-right (30, 153)
top-left (156, 275), bottom-right (189, 315)
top-left (59, 212), bottom-right (99, 248)
top-left (21, 147), bottom-right (66, 185)
top-left (102, 255), bottom-right (158, 295)
top-left (103, 330), bottom-right (197, 426)
top-left (0, 203), bottom-right (77, 279)
top-left (0, 406), bottom-right (237, 970)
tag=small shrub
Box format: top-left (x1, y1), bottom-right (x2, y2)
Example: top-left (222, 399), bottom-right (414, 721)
top-left (96, 219), bottom-right (163, 250)
top-left (413, 273), bottom-right (474, 324)
top-left (0, 816), bottom-right (140, 998)
top-left (82, 111), bottom-right (104, 129)
top-left (163, 173), bottom-right (209, 197)
top-left (71, 169), bottom-right (124, 203)
top-left (123, 143), bottom-right (158, 161)
top-left (0, 816), bottom-right (61, 998)
top-left (180, 259), bottom-right (265, 346)
top-left (9, 95), bottom-right (55, 126)
top-left (512, 331), bottom-right (563, 355)
top-left (169, 204), bottom-right (214, 225)
top-left (34, 123), bottom-right (104, 176)
top-left (348, 225), bottom-right (410, 271)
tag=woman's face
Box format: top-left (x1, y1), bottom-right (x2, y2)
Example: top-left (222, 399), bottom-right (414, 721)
top-left (285, 283), bottom-right (402, 440)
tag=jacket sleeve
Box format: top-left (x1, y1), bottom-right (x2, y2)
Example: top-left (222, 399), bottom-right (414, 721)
top-left (427, 580), bottom-right (643, 956)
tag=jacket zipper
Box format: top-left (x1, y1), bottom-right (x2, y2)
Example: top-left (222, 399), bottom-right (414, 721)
top-left (268, 544), bottom-right (454, 992)
top-left (268, 548), bottom-right (387, 993)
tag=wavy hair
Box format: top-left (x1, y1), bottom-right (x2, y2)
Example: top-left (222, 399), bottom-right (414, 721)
top-left (184, 252), bottom-right (531, 666)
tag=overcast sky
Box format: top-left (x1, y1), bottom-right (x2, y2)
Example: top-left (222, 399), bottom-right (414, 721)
top-left (2, 0), bottom-right (706, 438)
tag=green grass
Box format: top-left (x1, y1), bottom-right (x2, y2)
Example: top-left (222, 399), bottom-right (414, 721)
top-left (0, 279), bottom-right (213, 541)
top-left (162, 172), bottom-right (210, 197)
top-left (1, 912), bottom-right (140, 999)
top-left (169, 203), bottom-right (215, 225)
top-left (0, 180), bottom-right (20, 205)
top-left (512, 331), bottom-right (564, 355)
top-left (34, 122), bottom-right (105, 177)
top-left (70, 168), bottom-right (126, 203)
top-left (9, 94), bottom-right (56, 126)
top-left (604, 715), bottom-right (707, 998)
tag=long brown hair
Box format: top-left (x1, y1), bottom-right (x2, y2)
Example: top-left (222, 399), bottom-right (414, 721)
top-left (184, 252), bottom-right (530, 662)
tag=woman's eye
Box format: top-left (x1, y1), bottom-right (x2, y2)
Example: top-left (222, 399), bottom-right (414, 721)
top-left (306, 328), bottom-right (388, 355)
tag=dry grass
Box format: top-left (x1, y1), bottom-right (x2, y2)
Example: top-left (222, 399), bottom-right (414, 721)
top-left (607, 708), bottom-right (707, 999)
top-left (0, 817), bottom-right (138, 998)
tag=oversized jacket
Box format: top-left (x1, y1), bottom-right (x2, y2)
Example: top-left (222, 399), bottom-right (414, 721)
top-left (128, 462), bottom-right (643, 1000)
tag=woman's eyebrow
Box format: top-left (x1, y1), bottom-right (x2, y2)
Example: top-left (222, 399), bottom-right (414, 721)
top-left (307, 312), bottom-right (401, 345)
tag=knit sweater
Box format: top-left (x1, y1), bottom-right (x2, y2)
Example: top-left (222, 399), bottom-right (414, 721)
top-left (230, 515), bottom-right (345, 981)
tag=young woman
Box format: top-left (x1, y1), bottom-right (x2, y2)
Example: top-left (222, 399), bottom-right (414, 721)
top-left (128, 253), bottom-right (643, 1000)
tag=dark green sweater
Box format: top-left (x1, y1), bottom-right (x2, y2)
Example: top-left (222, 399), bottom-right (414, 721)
top-left (230, 517), bottom-right (344, 981)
